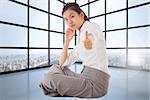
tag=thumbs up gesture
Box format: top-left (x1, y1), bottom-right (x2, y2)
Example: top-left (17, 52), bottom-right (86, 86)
top-left (84, 31), bottom-right (93, 50)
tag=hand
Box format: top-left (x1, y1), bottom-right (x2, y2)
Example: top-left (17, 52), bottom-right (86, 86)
top-left (66, 28), bottom-right (75, 41)
top-left (84, 31), bottom-right (93, 50)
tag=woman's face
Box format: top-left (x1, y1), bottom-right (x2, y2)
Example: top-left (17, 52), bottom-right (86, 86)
top-left (63, 9), bottom-right (84, 31)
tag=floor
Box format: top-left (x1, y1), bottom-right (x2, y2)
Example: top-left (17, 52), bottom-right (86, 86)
top-left (0, 64), bottom-right (149, 100)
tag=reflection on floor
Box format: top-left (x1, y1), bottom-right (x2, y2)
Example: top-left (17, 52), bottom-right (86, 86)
top-left (0, 64), bottom-right (149, 100)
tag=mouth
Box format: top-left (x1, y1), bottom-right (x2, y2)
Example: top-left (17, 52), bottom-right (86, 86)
top-left (70, 24), bottom-right (75, 28)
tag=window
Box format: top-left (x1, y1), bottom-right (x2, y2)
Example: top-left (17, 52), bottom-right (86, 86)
top-left (90, 16), bottom-right (105, 31)
top-left (50, 0), bottom-right (63, 16)
top-left (148, 27), bottom-right (150, 47)
top-left (50, 15), bottom-right (63, 32)
top-left (0, 24), bottom-right (27, 47)
top-left (50, 49), bottom-right (61, 65)
top-left (128, 0), bottom-right (150, 7)
top-left (29, 29), bottom-right (48, 47)
top-left (90, 0), bottom-right (105, 17)
top-left (30, 8), bottom-right (48, 29)
top-left (106, 0), bottom-right (126, 12)
top-left (106, 11), bottom-right (126, 30)
top-left (0, 49), bottom-right (27, 72)
top-left (106, 30), bottom-right (126, 48)
top-left (128, 5), bottom-right (150, 27)
top-left (107, 49), bottom-right (126, 67)
top-left (29, 49), bottom-right (48, 68)
top-left (65, 0), bottom-right (75, 3)
top-left (77, 0), bottom-right (88, 6)
top-left (146, 49), bottom-right (150, 69)
top-left (30, 0), bottom-right (48, 11)
top-left (0, 0), bottom-right (150, 73)
top-left (128, 27), bottom-right (149, 47)
top-left (17, 0), bottom-right (27, 4)
top-left (128, 49), bottom-right (147, 68)
top-left (50, 32), bottom-right (63, 48)
top-left (81, 5), bottom-right (88, 18)
top-left (0, 0), bottom-right (27, 25)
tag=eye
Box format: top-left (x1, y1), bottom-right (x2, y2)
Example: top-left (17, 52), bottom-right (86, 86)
top-left (71, 15), bottom-right (74, 18)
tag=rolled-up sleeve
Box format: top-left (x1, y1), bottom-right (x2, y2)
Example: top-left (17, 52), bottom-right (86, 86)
top-left (62, 48), bottom-right (78, 67)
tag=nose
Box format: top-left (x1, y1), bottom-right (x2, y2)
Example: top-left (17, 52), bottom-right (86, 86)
top-left (68, 19), bottom-right (73, 25)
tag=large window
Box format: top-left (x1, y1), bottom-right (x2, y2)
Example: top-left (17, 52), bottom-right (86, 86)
top-left (50, 0), bottom-right (63, 15)
top-left (30, 8), bottom-right (48, 29)
top-left (29, 49), bottom-right (48, 68)
top-left (90, 0), bottom-right (150, 69)
top-left (90, 0), bottom-right (105, 17)
top-left (106, 11), bottom-right (126, 30)
top-left (90, 16), bottom-right (105, 31)
top-left (0, 0), bottom-right (64, 74)
top-left (0, 0), bottom-right (27, 25)
top-left (50, 49), bottom-right (61, 65)
top-left (128, 4), bottom-right (150, 27)
top-left (50, 32), bottom-right (63, 48)
top-left (0, 24), bottom-right (27, 47)
top-left (29, 29), bottom-right (48, 47)
top-left (106, 30), bottom-right (126, 48)
top-left (50, 15), bottom-right (63, 32)
top-left (107, 49), bottom-right (126, 67)
top-left (0, 0), bottom-right (150, 74)
top-left (106, 0), bottom-right (126, 13)
top-left (30, 0), bottom-right (48, 11)
top-left (0, 49), bottom-right (27, 72)
top-left (128, 49), bottom-right (147, 69)
top-left (128, 27), bottom-right (149, 47)
top-left (128, 0), bottom-right (150, 7)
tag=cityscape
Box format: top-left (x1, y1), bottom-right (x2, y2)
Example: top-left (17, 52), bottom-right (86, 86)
top-left (0, 54), bottom-right (48, 72)
top-left (0, 52), bottom-right (149, 73)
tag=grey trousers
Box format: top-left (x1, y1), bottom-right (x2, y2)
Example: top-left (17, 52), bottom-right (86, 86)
top-left (39, 64), bottom-right (110, 98)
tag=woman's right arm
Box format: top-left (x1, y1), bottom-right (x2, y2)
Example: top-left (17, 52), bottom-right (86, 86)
top-left (59, 39), bottom-right (70, 66)
top-left (59, 28), bottom-right (74, 66)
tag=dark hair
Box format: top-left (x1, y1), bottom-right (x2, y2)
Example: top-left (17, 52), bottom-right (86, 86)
top-left (62, 2), bottom-right (89, 21)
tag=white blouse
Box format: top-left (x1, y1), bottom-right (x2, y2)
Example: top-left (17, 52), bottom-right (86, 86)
top-left (63, 21), bottom-right (109, 75)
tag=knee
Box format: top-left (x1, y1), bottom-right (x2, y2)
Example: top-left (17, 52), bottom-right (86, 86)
top-left (41, 73), bottom-right (55, 86)
top-left (39, 73), bottom-right (59, 95)
top-left (48, 64), bottom-right (63, 74)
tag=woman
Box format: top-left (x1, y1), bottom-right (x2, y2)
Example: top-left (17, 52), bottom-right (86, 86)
top-left (40, 2), bottom-right (110, 98)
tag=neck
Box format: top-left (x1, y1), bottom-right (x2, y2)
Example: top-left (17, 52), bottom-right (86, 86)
top-left (78, 20), bottom-right (85, 31)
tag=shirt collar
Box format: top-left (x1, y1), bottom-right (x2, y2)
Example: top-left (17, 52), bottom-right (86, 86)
top-left (79, 21), bottom-right (89, 32)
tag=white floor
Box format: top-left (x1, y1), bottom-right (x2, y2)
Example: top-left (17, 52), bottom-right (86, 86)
top-left (0, 64), bottom-right (150, 100)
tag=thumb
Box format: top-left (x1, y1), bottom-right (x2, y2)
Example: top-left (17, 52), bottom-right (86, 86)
top-left (86, 31), bottom-right (88, 39)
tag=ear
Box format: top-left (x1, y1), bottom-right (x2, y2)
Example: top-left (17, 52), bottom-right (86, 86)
top-left (80, 11), bottom-right (84, 18)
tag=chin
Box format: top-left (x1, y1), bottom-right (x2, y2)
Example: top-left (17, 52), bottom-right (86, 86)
top-left (69, 27), bottom-right (76, 31)
top-left (69, 25), bottom-right (79, 30)
top-left (73, 26), bottom-right (79, 30)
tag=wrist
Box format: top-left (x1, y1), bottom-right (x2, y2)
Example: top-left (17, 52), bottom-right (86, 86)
top-left (64, 40), bottom-right (70, 47)
top-left (65, 39), bottom-right (70, 44)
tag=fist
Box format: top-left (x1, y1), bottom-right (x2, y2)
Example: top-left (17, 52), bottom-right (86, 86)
top-left (84, 31), bottom-right (93, 50)
top-left (66, 28), bottom-right (75, 41)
